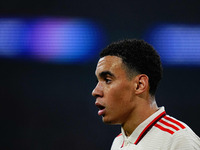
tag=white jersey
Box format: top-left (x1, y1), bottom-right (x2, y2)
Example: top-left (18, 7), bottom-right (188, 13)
top-left (111, 107), bottom-right (200, 150)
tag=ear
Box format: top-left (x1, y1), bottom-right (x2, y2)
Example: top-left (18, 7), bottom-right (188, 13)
top-left (134, 74), bottom-right (149, 95)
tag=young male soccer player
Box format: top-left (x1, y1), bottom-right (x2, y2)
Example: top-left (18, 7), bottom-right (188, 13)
top-left (92, 39), bottom-right (200, 149)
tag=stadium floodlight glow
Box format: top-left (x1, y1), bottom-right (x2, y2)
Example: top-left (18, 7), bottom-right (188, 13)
top-left (144, 24), bottom-right (200, 66)
top-left (0, 18), bottom-right (106, 63)
top-left (0, 19), bottom-right (28, 57)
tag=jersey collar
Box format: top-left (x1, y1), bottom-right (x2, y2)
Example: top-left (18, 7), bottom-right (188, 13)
top-left (121, 107), bottom-right (166, 145)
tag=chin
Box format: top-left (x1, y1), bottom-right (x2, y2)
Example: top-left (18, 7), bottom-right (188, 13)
top-left (102, 117), bottom-right (120, 125)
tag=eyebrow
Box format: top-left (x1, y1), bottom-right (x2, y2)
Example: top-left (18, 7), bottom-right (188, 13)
top-left (98, 71), bottom-right (115, 78)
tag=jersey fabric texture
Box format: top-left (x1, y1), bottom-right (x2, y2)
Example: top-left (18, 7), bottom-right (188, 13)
top-left (111, 107), bottom-right (200, 150)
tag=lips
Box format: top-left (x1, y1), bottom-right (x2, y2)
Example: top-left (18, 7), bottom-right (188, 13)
top-left (95, 102), bottom-right (106, 116)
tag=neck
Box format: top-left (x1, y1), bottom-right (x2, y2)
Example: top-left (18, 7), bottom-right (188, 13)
top-left (121, 97), bottom-right (158, 137)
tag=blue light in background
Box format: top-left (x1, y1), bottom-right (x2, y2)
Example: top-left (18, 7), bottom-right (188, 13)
top-left (0, 19), bottom-right (29, 57)
top-left (0, 18), bottom-right (106, 63)
top-left (144, 24), bottom-right (200, 66)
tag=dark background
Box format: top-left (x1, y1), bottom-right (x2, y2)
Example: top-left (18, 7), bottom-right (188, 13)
top-left (1, 0), bottom-right (200, 149)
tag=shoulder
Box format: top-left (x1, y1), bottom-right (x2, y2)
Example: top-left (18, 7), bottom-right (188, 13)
top-left (170, 125), bottom-right (200, 149)
top-left (153, 115), bottom-right (200, 149)
top-left (112, 133), bottom-right (123, 144)
top-left (111, 133), bottom-right (123, 150)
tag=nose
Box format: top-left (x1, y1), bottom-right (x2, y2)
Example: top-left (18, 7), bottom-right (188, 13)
top-left (92, 82), bottom-right (103, 98)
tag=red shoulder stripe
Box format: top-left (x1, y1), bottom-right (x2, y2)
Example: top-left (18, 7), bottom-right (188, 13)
top-left (159, 119), bottom-right (179, 131)
top-left (117, 133), bottom-right (122, 137)
top-left (154, 123), bottom-right (174, 134)
top-left (164, 116), bottom-right (185, 129)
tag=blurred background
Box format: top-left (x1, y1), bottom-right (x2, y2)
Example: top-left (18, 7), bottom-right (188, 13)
top-left (1, 0), bottom-right (200, 149)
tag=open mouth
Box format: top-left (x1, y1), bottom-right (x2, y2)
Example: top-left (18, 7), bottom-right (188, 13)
top-left (95, 103), bottom-right (106, 116)
top-left (97, 105), bottom-right (105, 110)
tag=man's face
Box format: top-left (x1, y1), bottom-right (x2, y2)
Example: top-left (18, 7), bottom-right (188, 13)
top-left (92, 56), bottom-right (137, 125)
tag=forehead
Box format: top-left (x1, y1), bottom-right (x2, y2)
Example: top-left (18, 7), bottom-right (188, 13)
top-left (95, 56), bottom-right (124, 76)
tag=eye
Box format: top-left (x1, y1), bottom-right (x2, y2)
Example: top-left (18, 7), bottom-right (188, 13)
top-left (105, 78), bottom-right (111, 84)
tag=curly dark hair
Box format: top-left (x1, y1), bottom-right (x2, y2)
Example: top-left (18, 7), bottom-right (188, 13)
top-left (100, 39), bottom-right (163, 96)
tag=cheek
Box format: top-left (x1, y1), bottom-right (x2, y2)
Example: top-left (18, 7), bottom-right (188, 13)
top-left (104, 85), bottom-right (120, 106)
top-left (106, 83), bottom-right (132, 106)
